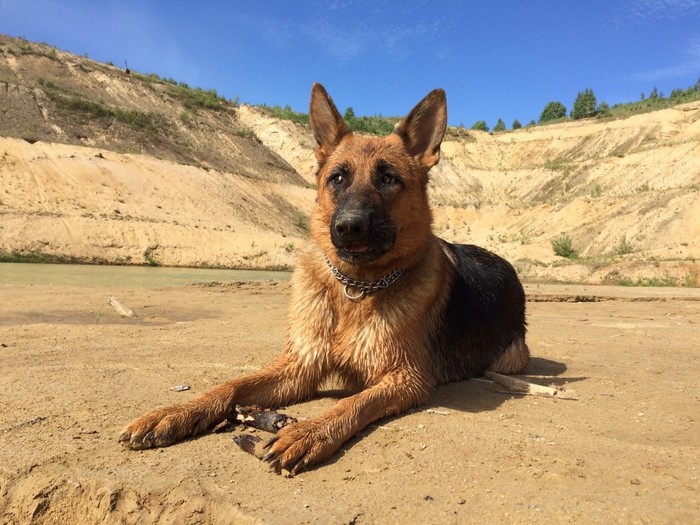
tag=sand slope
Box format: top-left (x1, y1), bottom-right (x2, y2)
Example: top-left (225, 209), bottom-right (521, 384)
top-left (2, 35), bottom-right (700, 283)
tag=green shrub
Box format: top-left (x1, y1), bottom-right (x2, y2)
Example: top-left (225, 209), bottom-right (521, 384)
top-left (113, 109), bottom-right (160, 130)
top-left (607, 79), bottom-right (700, 118)
top-left (168, 84), bottom-right (226, 111)
top-left (543, 157), bottom-right (571, 171)
top-left (37, 77), bottom-right (58, 90)
top-left (235, 126), bottom-right (257, 139)
top-left (471, 120), bottom-right (489, 132)
top-left (540, 101), bottom-right (567, 123)
top-left (260, 105), bottom-right (310, 126)
top-left (40, 78), bottom-right (161, 132)
top-left (295, 212), bottom-right (309, 233)
top-left (618, 275), bottom-right (678, 287)
top-left (342, 107), bottom-right (396, 135)
top-left (596, 101), bottom-right (611, 118)
top-left (261, 104), bottom-right (395, 135)
top-left (64, 97), bottom-right (113, 120)
top-left (616, 235), bottom-right (634, 255)
top-left (551, 234), bottom-right (577, 258)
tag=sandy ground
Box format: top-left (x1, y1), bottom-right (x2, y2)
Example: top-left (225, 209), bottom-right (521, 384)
top-left (1, 279), bottom-right (698, 524)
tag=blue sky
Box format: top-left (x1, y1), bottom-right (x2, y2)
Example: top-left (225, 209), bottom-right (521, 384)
top-left (2, 1), bottom-right (699, 128)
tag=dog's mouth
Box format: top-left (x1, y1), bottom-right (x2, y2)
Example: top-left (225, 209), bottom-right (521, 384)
top-left (346, 244), bottom-right (369, 254)
top-left (335, 240), bottom-right (393, 265)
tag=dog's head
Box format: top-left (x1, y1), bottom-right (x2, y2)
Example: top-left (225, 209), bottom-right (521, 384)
top-left (308, 83), bottom-right (447, 273)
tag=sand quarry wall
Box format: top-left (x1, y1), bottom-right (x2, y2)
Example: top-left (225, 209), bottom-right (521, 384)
top-left (1, 36), bottom-right (699, 284)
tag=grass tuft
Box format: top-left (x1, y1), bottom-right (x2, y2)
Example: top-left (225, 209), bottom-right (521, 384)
top-left (551, 234), bottom-right (577, 258)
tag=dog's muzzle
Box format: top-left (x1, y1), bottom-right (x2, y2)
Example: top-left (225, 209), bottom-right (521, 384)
top-left (330, 208), bottom-right (395, 264)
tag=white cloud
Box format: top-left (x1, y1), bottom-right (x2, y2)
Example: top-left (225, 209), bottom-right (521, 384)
top-left (626, 0), bottom-right (700, 22)
top-left (299, 17), bottom-right (445, 66)
top-left (242, 2), bottom-right (449, 67)
top-left (632, 37), bottom-right (700, 81)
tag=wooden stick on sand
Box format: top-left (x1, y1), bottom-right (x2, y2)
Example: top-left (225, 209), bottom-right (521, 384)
top-left (108, 296), bottom-right (135, 317)
top-left (484, 371), bottom-right (577, 399)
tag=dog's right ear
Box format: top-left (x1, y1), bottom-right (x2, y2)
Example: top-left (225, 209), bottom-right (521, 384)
top-left (309, 83), bottom-right (352, 166)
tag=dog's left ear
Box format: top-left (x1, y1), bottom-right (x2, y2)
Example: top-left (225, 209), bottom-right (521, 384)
top-left (394, 89), bottom-right (447, 170)
top-left (309, 83), bottom-right (353, 166)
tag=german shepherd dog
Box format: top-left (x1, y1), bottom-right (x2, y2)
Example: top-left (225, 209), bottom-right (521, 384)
top-left (120, 84), bottom-right (529, 473)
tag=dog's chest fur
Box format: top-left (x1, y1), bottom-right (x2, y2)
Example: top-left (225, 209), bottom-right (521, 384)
top-left (331, 297), bottom-right (418, 386)
top-left (289, 253), bottom-right (440, 388)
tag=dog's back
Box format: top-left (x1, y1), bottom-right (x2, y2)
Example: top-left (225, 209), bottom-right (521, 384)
top-left (430, 241), bottom-right (529, 383)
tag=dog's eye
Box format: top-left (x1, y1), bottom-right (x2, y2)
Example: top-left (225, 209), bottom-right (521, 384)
top-left (381, 173), bottom-right (397, 185)
top-left (376, 161), bottom-right (401, 188)
top-left (327, 166), bottom-right (351, 191)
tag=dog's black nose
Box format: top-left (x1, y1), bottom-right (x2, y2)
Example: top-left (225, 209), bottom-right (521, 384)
top-left (334, 211), bottom-right (369, 239)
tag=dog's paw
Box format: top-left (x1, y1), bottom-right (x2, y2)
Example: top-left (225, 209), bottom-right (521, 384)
top-left (119, 406), bottom-right (207, 450)
top-left (261, 420), bottom-right (340, 474)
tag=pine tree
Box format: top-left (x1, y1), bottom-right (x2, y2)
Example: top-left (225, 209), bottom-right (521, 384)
top-left (471, 120), bottom-right (489, 132)
top-left (493, 118), bottom-right (506, 132)
top-left (512, 119), bottom-right (522, 130)
top-left (571, 88), bottom-right (598, 119)
top-left (596, 101), bottom-right (611, 118)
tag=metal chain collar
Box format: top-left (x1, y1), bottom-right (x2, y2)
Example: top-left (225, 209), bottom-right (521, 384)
top-left (323, 255), bottom-right (404, 301)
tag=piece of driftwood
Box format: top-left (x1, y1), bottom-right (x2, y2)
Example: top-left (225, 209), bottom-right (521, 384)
top-left (2, 416), bottom-right (45, 432)
top-left (107, 296), bottom-right (135, 317)
top-left (426, 409), bottom-right (450, 415)
top-left (233, 434), bottom-right (267, 459)
top-left (484, 371), bottom-right (577, 399)
top-left (232, 406), bottom-right (297, 472)
top-left (234, 434), bottom-right (292, 476)
top-left (233, 405), bottom-right (297, 433)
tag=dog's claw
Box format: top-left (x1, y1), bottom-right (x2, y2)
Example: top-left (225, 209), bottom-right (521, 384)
top-left (262, 451), bottom-right (277, 462)
top-left (142, 431), bottom-right (155, 447)
top-left (120, 404), bottom-right (213, 451)
top-left (268, 456), bottom-right (283, 474)
top-left (291, 461), bottom-right (306, 476)
top-left (263, 436), bottom-right (278, 450)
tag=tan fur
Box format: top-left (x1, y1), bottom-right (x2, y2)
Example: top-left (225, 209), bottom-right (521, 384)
top-left (488, 338), bottom-right (530, 375)
top-left (119, 83), bottom-right (527, 473)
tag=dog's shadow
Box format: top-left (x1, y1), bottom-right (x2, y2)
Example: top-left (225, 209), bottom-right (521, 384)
top-left (428, 357), bottom-right (581, 414)
top-left (323, 357), bottom-right (579, 443)
top-left (323, 357), bottom-right (579, 424)
top-left (288, 357), bottom-right (582, 471)
top-left (314, 358), bottom-right (582, 470)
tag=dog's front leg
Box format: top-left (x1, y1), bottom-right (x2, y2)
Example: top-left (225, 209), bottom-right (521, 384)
top-left (263, 369), bottom-right (432, 474)
top-left (119, 353), bottom-right (322, 450)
